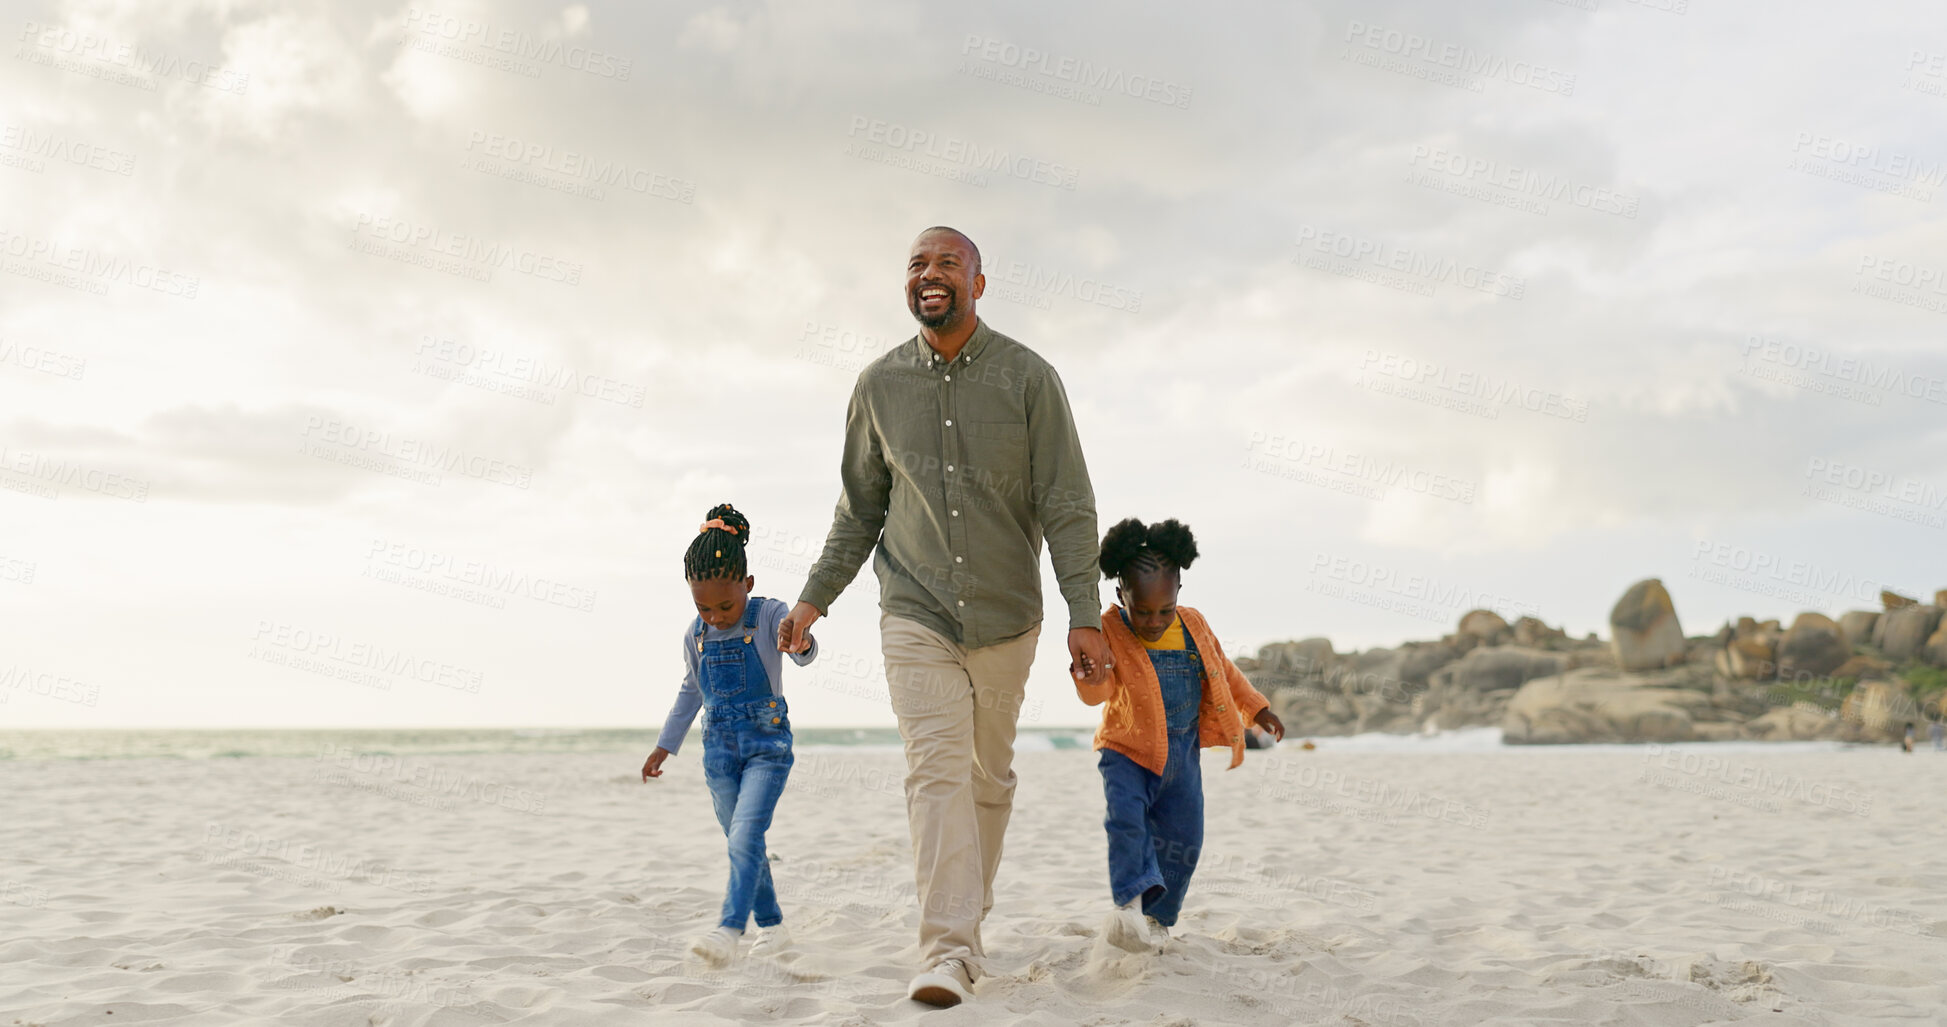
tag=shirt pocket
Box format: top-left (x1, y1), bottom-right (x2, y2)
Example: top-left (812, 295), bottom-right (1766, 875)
top-left (960, 420), bottom-right (1029, 491)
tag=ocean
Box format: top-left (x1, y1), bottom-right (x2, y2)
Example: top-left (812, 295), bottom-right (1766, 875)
top-left (0, 726), bottom-right (1856, 761)
top-left (0, 726), bottom-right (1091, 761)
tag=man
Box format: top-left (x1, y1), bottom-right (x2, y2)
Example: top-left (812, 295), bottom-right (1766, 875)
top-left (778, 226), bottom-right (1113, 1007)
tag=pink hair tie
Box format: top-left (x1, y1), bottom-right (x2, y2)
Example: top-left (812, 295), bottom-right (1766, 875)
top-left (699, 518), bottom-right (739, 535)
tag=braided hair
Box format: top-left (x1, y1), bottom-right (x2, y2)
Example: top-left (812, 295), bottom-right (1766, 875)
top-left (684, 503), bottom-right (751, 581)
top-left (1098, 517), bottom-right (1198, 584)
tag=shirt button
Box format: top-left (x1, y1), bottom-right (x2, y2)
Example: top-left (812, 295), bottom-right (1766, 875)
top-left (957, 600), bottom-right (965, 607)
top-left (955, 556), bottom-right (963, 563)
top-left (944, 374), bottom-right (952, 381)
top-left (945, 419), bottom-right (953, 426)
top-left (951, 510), bottom-right (959, 516)
top-left (946, 464), bottom-right (955, 472)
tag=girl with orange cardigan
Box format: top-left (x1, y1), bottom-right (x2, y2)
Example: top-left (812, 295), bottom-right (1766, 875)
top-left (1074, 517), bottom-right (1283, 951)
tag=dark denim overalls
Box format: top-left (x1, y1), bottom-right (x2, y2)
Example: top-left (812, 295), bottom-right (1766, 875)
top-left (1097, 612), bottom-right (1205, 927)
top-left (696, 598), bottom-right (793, 931)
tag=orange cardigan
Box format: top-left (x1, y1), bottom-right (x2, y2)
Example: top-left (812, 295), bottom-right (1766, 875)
top-left (1075, 604), bottom-right (1271, 776)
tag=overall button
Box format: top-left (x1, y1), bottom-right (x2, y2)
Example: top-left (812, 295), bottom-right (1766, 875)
top-left (771, 717), bottom-right (781, 725)
top-left (768, 701), bottom-right (777, 708)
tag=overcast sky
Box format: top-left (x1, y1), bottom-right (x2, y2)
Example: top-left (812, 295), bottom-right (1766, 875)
top-left (4, 0), bottom-right (1945, 729)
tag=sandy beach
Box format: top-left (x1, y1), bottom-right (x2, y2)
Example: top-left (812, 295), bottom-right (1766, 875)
top-left (3, 741), bottom-right (1942, 1025)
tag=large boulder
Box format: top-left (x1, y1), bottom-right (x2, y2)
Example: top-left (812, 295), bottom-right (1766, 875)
top-left (1832, 653), bottom-right (1893, 681)
top-left (1420, 646), bottom-right (1569, 730)
top-left (1610, 579), bottom-right (1685, 671)
top-left (1936, 589), bottom-right (1947, 608)
top-left (1775, 613), bottom-right (1851, 681)
top-left (1513, 616), bottom-right (1569, 648)
top-left (1717, 636), bottom-right (1776, 680)
top-left (1745, 704), bottom-right (1844, 741)
top-left (1254, 638), bottom-right (1336, 678)
top-left (1838, 610), bottom-right (1879, 647)
top-left (1882, 590), bottom-right (1918, 610)
top-left (1501, 667), bottom-right (1714, 744)
top-left (1926, 623), bottom-right (1947, 668)
top-left (1456, 610), bottom-right (1510, 648)
top-left (1875, 605), bottom-right (1943, 663)
top-left (1839, 680), bottom-right (1917, 739)
top-left (1325, 648), bottom-right (1425, 733)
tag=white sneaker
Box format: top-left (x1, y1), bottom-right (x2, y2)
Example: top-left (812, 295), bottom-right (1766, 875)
top-left (688, 926), bottom-right (740, 967)
top-left (1104, 901), bottom-right (1155, 953)
top-left (749, 922), bottom-right (792, 958)
top-left (908, 957), bottom-right (974, 1007)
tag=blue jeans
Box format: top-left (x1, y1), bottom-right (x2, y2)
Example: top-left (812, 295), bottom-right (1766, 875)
top-left (1098, 727), bottom-right (1203, 927)
top-left (702, 706), bottom-right (793, 931)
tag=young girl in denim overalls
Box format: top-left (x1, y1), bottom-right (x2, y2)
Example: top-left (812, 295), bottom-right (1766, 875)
top-left (1075, 517), bottom-right (1283, 952)
top-left (642, 504), bottom-right (818, 965)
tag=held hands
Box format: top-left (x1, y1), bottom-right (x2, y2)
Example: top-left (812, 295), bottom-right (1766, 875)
top-left (1067, 627), bottom-right (1114, 687)
top-left (778, 601), bottom-right (821, 654)
top-left (1253, 708), bottom-right (1286, 742)
top-left (641, 747), bottom-right (671, 781)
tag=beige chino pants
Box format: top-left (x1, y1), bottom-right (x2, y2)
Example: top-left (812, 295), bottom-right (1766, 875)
top-left (879, 612), bottom-right (1041, 977)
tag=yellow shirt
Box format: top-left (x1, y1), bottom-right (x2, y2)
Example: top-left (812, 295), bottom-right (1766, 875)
top-left (1138, 615), bottom-right (1186, 651)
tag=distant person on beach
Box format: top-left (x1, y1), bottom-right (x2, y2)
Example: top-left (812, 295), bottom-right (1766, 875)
top-left (1931, 719), bottom-right (1944, 751)
top-left (1075, 517), bottom-right (1283, 952)
top-left (778, 226), bottom-right (1111, 1008)
top-left (642, 504), bottom-right (819, 966)
top-left (1903, 722), bottom-right (1916, 753)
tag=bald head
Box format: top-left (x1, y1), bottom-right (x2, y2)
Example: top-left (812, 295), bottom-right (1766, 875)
top-left (906, 227), bottom-right (984, 331)
top-left (915, 226), bottom-right (980, 274)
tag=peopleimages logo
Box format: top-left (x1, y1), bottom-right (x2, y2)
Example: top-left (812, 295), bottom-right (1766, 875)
top-left (845, 117), bottom-right (1079, 190)
top-left (959, 35), bottom-right (1192, 109)
top-left (1343, 21), bottom-right (1576, 96)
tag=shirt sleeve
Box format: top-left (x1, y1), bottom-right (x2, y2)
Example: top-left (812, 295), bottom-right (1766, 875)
top-left (1025, 364), bottom-right (1102, 632)
top-left (800, 376), bottom-right (892, 616)
top-left (655, 629), bottom-right (704, 755)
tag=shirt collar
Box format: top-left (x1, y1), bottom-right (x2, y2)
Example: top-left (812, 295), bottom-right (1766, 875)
top-left (912, 317), bottom-right (992, 367)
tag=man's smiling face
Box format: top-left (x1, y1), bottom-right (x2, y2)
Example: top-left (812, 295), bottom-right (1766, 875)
top-left (906, 229), bottom-right (983, 330)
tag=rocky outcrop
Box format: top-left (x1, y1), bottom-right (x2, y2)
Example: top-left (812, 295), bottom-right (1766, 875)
top-left (1832, 654), bottom-right (1892, 681)
top-left (1456, 610), bottom-right (1510, 649)
top-left (1875, 605), bottom-right (1943, 663)
top-left (1245, 579), bottom-right (1946, 747)
top-left (1513, 616), bottom-right (1569, 648)
top-left (1745, 704), bottom-right (1845, 742)
top-left (1882, 590), bottom-right (1918, 610)
top-left (1840, 680), bottom-right (1917, 740)
top-left (1838, 610), bottom-right (1879, 647)
top-left (1419, 646), bottom-right (1569, 731)
top-left (1776, 613), bottom-right (1851, 681)
top-left (1502, 668), bottom-right (1714, 744)
top-left (1610, 579), bottom-right (1685, 671)
top-left (1926, 623), bottom-right (1947, 668)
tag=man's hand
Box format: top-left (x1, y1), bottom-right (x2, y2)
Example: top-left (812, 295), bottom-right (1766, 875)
top-left (641, 747), bottom-right (671, 781)
top-left (1068, 627), bottom-right (1114, 687)
top-left (1253, 708), bottom-right (1285, 742)
top-left (779, 601), bottom-right (822, 654)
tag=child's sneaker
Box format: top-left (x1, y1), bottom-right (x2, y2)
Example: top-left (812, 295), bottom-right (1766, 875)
top-left (1103, 901), bottom-right (1155, 953)
top-left (688, 926), bottom-right (740, 967)
top-left (748, 922), bottom-right (792, 959)
top-left (1144, 915), bottom-right (1171, 949)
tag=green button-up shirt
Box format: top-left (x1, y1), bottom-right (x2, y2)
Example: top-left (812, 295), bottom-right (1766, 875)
top-left (799, 319), bottom-right (1101, 648)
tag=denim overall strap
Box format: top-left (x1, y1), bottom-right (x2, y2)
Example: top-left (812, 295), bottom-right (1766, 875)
top-left (694, 598), bottom-right (776, 711)
top-left (1155, 622), bottom-right (1203, 735)
top-left (1124, 610), bottom-right (1203, 735)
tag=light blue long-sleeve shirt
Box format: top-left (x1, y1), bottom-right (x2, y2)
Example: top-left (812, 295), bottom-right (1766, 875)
top-left (655, 597), bottom-right (818, 755)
